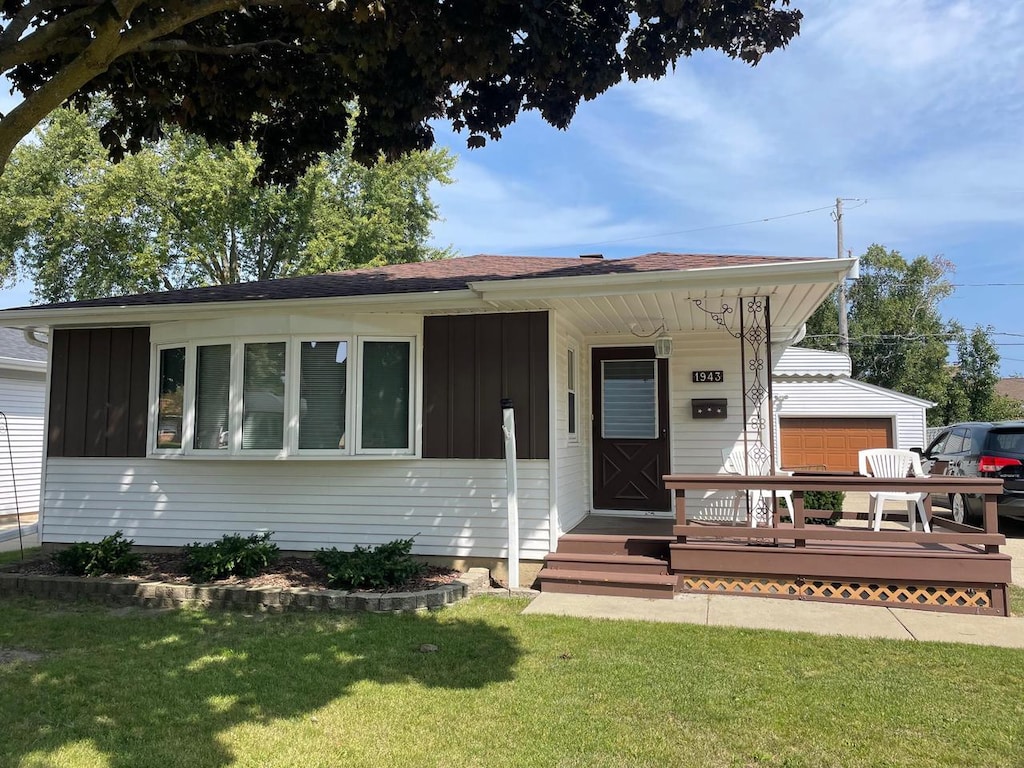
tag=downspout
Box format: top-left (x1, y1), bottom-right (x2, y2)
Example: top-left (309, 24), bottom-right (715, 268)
top-left (501, 398), bottom-right (520, 589)
top-left (23, 327), bottom-right (48, 349)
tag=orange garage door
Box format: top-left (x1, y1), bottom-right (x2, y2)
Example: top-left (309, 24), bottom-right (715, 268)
top-left (780, 417), bottom-right (893, 472)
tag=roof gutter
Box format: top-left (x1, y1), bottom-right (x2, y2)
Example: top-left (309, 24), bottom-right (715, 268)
top-left (468, 258), bottom-right (859, 301)
top-left (0, 288), bottom-right (483, 328)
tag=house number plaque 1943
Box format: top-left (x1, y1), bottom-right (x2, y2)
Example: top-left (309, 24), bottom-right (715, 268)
top-left (691, 370), bottom-right (724, 383)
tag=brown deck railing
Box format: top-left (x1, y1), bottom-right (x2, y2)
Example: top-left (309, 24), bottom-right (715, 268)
top-left (662, 473), bottom-right (1006, 553)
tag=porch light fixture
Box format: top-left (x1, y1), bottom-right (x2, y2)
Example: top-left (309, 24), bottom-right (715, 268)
top-left (654, 329), bottom-right (673, 359)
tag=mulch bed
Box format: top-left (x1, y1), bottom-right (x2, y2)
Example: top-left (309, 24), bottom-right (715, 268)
top-left (1, 553), bottom-right (461, 594)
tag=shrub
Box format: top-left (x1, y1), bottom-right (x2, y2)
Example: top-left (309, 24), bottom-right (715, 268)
top-left (52, 531), bottom-right (141, 576)
top-left (314, 538), bottom-right (425, 590)
top-left (781, 491), bottom-right (845, 526)
top-left (183, 532), bottom-right (279, 583)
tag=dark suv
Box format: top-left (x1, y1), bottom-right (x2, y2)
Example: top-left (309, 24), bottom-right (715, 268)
top-left (916, 421), bottom-right (1024, 524)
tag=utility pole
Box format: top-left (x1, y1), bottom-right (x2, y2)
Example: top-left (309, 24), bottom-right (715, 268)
top-left (835, 197), bottom-right (850, 355)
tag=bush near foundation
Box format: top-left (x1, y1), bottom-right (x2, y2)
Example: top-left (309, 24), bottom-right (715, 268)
top-left (314, 538), bottom-right (424, 590)
top-left (52, 531), bottom-right (141, 576)
top-left (183, 532), bottom-right (280, 583)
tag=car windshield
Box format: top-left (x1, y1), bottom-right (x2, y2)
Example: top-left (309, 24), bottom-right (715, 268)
top-left (984, 429), bottom-right (1024, 454)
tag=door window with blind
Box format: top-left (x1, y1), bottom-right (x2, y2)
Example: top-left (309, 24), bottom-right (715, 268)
top-left (151, 336), bottom-right (414, 457)
top-left (601, 359), bottom-right (658, 439)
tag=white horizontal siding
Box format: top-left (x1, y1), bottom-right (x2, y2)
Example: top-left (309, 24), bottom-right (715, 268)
top-left (42, 458), bottom-right (550, 560)
top-left (774, 378), bottom-right (928, 450)
top-left (0, 372), bottom-right (45, 515)
top-left (555, 314), bottom-right (589, 534)
top-left (773, 347), bottom-right (851, 377)
top-left (668, 333), bottom-right (762, 520)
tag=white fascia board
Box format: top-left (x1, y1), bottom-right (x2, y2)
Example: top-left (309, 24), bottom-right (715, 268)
top-left (468, 258), bottom-right (859, 301)
top-left (0, 288), bottom-right (484, 328)
top-left (839, 377), bottom-right (936, 408)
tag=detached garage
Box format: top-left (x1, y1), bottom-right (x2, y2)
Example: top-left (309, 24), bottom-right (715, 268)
top-left (773, 347), bottom-right (932, 472)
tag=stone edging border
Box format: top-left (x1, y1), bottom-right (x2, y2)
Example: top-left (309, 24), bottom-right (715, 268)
top-left (0, 567), bottom-right (492, 613)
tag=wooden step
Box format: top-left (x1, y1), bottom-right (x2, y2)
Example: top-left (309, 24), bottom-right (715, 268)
top-left (537, 568), bottom-right (679, 599)
top-left (543, 552), bottom-right (670, 575)
top-left (555, 534), bottom-right (673, 559)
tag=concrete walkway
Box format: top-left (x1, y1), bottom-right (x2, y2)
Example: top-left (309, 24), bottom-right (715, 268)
top-left (0, 514), bottom-right (38, 553)
top-left (524, 592), bottom-right (1024, 649)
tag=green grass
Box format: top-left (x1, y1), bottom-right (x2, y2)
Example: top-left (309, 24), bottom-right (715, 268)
top-left (1, 596), bottom-right (1022, 768)
top-left (0, 546), bottom-right (41, 566)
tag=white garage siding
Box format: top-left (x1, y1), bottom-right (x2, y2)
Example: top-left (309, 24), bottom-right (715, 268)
top-left (773, 377), bottom-right (931, 452)
top-left (0, 370), bottom-right (45, 515)
top-left (41, 458), bottom-right (552, 560)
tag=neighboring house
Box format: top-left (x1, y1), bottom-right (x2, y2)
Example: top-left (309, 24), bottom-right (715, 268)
top-left (995, 377), bottom-right (1024, 408)
top-left (773, 346), bottom-right (933, 472)
top-left (0, 327), bottom-right (47, 517)
top-left (0, 253), bottom-right (856, 582)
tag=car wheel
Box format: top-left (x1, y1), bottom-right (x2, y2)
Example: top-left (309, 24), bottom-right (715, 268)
top-left (950, 493), bottom-right (970, 525)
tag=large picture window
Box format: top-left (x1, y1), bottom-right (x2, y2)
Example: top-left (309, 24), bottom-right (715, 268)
top-left (152, 336), bottom-right (413, 458)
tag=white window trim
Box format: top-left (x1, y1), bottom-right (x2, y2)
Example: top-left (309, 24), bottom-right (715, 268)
top-left (567, 345), bottom-right (579, 444)
top-left (151, 343), bottom-right (188, 455)
top-left (148, 334), bottom-right (418, 459)
top-left (354, 335), bottom-right (417, 456)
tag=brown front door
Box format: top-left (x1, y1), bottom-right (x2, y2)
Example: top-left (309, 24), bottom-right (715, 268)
top-left (592, 347), bottom-right (671, 511)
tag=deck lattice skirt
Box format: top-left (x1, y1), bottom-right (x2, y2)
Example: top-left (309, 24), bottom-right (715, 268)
top-left (681, 574), bottom-right (994, 611)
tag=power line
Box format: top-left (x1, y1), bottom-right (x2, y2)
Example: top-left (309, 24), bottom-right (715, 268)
top-left (527, 202), bottom-right (843, 252)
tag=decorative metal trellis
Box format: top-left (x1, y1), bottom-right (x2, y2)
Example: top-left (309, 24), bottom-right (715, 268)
top-left (694, 296), bottom-right (776, 525)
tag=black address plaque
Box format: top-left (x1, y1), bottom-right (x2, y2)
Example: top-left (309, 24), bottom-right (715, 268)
top-left (691, 370), bottom-right (724, 383)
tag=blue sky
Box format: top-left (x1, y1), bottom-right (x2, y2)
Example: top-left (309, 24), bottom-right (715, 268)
top-left (2, 1), bottom-right (1022, 372)
top-left (424, 1), bottom-right (1024, 375)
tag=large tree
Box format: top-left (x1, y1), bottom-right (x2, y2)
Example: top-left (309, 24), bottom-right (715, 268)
top-left (0, 1), bottom-right (803, 183)
top-left (942, 324), bottom-right (1023, 423)
top-left (0, 105), bottom-right (454, 301)
top-left (805, 244), bottom-right (1015, 424)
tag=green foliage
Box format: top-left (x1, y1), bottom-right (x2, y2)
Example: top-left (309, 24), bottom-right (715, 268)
top-left (941, 324), bottom-right (1022, 423)
top-left (0, 106), bottom-right (455, 302)
top-left (803, 490), bottom-right (845, 525)
top-left (0, 3), bottom-right (802, 184)
top-left (314, 538), bottom-right (425, 591)
top-left (51, 531), bottom-right (141, 576)
top-left (183, 532), bottom-right (280, 583)
top-left (805, 245), bottom-right (1010, 426)
top-left (781, 491), bottom-right (844, 526)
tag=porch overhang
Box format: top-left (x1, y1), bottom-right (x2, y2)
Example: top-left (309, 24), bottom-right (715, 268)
top-left (468, 257), bottom-right (857, 336)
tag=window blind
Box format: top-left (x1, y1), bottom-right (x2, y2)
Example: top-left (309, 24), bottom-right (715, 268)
top-left (194, 344), bottom-right (231, 449)
top-left (299, 341), bottom-right (347, 450)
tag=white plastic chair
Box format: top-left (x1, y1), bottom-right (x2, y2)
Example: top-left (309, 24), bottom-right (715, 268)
top-left (722, 446), bottom-right (794, 528)
top-left (857, 448), bottom-right (931, 533)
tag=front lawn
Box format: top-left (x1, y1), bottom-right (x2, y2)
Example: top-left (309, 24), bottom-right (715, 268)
top-left (0, 596), bottom-right (1021, 768)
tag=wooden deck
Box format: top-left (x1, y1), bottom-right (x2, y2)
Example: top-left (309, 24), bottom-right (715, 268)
top-left (538, 475), bottom-right (1012, 615)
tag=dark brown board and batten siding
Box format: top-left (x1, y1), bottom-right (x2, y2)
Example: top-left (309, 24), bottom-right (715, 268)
top-left (48, 327), bottom-right (150, 458)
top-left (423, 312), bottom-right (549, 459)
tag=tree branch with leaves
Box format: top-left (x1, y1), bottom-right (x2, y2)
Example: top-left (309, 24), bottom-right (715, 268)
top-left (0, 1), bottom-right (803, 183)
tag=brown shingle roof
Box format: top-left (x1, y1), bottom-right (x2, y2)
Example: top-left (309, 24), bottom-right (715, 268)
top-left (996, 378), bottom-right (1024, 402)
top-left (23, 252), bottom-right (813, 311)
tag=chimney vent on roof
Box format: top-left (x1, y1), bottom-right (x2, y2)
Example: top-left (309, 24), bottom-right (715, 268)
top-left (579, 253), bottom-right (604, 260)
